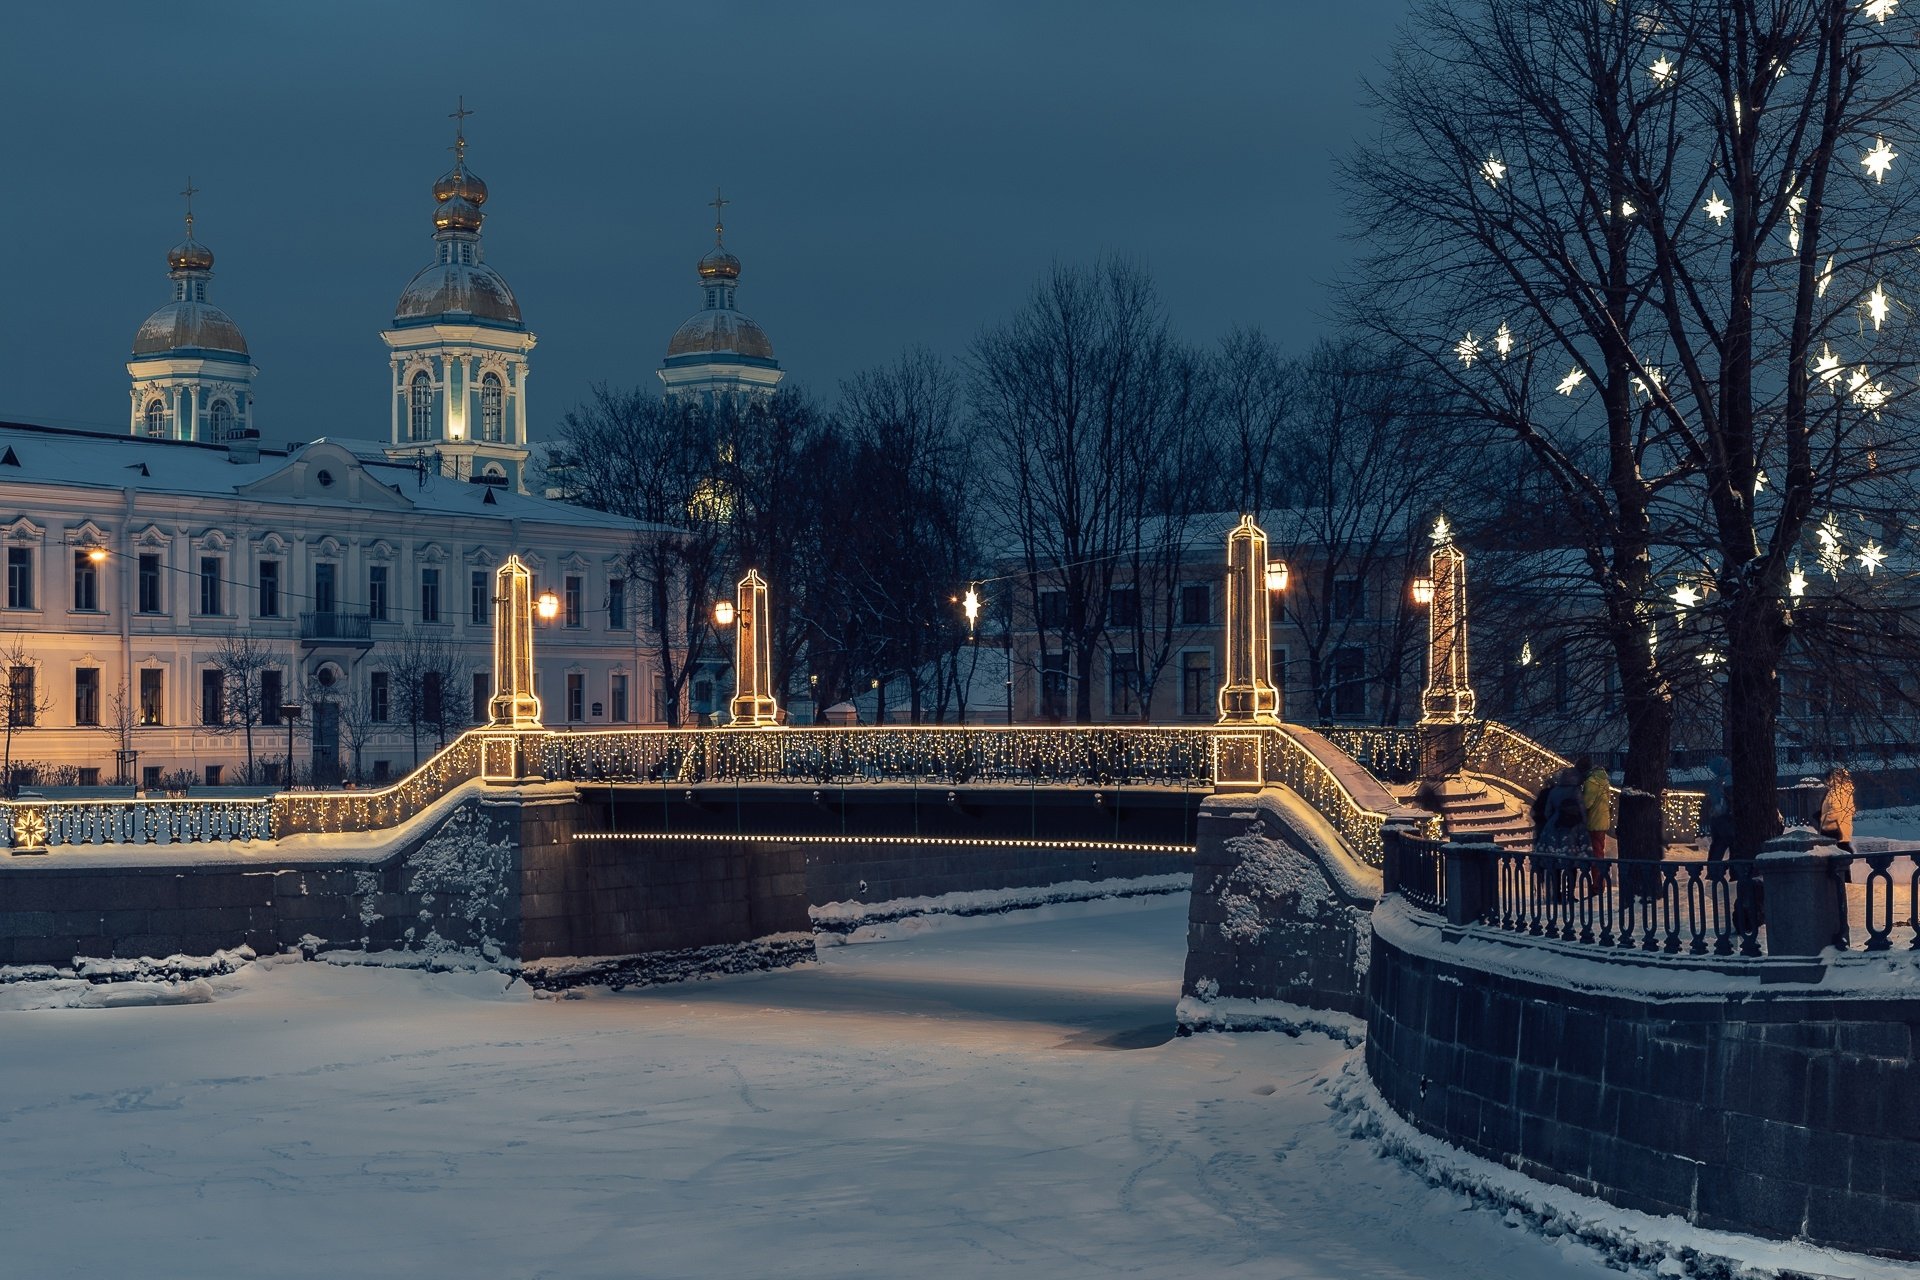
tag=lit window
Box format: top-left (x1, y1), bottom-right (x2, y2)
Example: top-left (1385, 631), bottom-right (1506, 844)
top-left (209, 400), bottom-right (234, 442)
top-left (144, 399), bottom-right (167, 438)
top-left (6, 547), bottom-right (32, 610)
top-left (480, 373), bottom-right (504, 442)
top-left (409, 372), bottom-right (434, 441)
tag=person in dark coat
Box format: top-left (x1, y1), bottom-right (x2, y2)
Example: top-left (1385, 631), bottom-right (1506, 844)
top-left (1703, 755), bottom-right (1733, 861)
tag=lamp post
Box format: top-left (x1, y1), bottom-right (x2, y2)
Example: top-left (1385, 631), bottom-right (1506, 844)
top-left (279, 701), bottom-right (302, 788)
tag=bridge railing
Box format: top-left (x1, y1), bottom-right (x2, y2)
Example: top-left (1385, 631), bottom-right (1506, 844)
top-left (1260, 726), bottom-right (1438, 867)
top-left (0, 796), bottom-right (274, 849)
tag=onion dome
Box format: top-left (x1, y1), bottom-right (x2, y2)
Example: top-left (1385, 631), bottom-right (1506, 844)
top-left (167, 237), bottom-right (214, 271)
top-left (432, 161), bottom-right (488, 208)
top-left (698, 247), bottom-right (741, 280)
top-left (434, 194), bottom-right (485, 234)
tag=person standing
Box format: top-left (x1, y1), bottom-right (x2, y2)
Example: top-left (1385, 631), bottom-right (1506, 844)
top-left (1703, 755), bottom-right (1734, 861)
top-left (1578, 756), bottom-right (1612, 860)
top-left (1819, 766), bottom-right (1855, 852)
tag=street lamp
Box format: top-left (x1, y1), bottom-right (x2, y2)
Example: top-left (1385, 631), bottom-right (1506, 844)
top-left (713, 598), bottom-right (735, 628)
top-left (279, 702), bottom-right (302, 788)
top-left (86, 547), bottom-right (108, 564)
top-left (535, 590), bottom-right (561, 622)
top-left (1265, 560), bottom-right (1289, 593)
top-left (1412, 576), bottom-right (1436, 605)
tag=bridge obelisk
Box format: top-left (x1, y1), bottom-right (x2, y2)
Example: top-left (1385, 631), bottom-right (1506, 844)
top-left (728, 569), bottom-right (781, 728)
top-left (1418, 517), bottom-right (1475, 780)
top-left (1214, 514), bottom-right (1283, 791)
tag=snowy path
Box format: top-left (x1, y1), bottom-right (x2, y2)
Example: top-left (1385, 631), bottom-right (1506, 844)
top-left (0, 897), bottom-right (1620, 1279)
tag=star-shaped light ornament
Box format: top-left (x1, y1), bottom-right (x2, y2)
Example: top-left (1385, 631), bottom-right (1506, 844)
top-left (1557, 367), bottom-right (1588, 395)
top-left (1672, 583), bottom-right (1702, 612)
top-left (1494, 322), bottom-right (1514, 359)
top-left (1867, 283), bottom-right (1891, 330)
top-left (1481, 156), bottom-right (1507, 188)
top-left (1786, 187), bottom-right (1807, 252)
top-left (1455, 332), bottom-right (1482, 368)
top-left (1518, 639), bottom-right (1533, 668)
top-left (1754, 469), bottom-right (1769, 495)
top-left (1788, 563), bottom-right (1808, 600)
top-left (1649, 56), bottom-right (1676, 87)
top-left (1859, 541), bottom-right (1888, 574)
top-left (1631, 366), bottom-right (1665, 400)
top-left (1855, 377), bottom-right (1889, 416)
top-left (1817, 516), bottom-right (1847, 574)
top-left (1818, 255), bottom-right (1835, 298)
top-left (1863, 136), bottom-right (1898, 184)
top-left (1618, 200), bottom-right (1638, 219)
top-left (1703, 192), bottom-right (1730, 225)
top-left (1813, 343), bottom-right (1844, 388)
top-left (1430, 515), bottom-right (1453, 546)
top-left (1863, 0), bottom-right (1898, 25)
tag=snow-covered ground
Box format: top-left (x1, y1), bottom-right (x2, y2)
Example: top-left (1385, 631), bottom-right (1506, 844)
top-left (0, 896), bottom-right (1908, 1279)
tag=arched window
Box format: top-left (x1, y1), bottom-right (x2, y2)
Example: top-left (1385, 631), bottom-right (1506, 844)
top-left (409, 372), bottom-right (434, 441)
top-left (143, 399), bottom-right (167, 438)
top-left (209, 400), bottom-right (234, 442)
top-left (480, 373), bottom-right (504, 442)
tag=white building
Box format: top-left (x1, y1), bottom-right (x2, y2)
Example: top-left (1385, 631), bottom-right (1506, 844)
top-left (126, 193), bottom-right (257, 444)
top-left (0, 423), bottom-right (650, 788)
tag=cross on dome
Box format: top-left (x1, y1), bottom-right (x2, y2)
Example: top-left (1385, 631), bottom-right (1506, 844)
top-left (449, 95), bottom-right (474, 164)
top-left (710, 188), bottom-right (730, 246)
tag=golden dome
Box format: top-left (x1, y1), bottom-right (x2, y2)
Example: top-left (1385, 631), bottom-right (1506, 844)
top-left (395, 260), bottom-right (523, 327)
top-left (167, 237), bottom-right (214, 272)
top-left (433, 161), bottom-right (489, 208)
top-left (434, 195), bottom-right (485, 234)
top-left (698, 248), bottom-right (741, 280)
top-left (667, 310), bottom-right (775, 361)
top-left (133, 300), bottom-right (248, 357)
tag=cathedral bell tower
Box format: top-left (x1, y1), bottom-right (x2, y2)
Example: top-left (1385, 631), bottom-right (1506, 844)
top-left (127, 180), bottom-right (258, 443)
top-left (382, 99), bottom-right (536, 493)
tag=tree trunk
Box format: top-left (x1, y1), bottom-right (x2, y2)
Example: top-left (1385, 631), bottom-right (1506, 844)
top-left (1725, 595), bottom-right (1788, 858)
top-left (1074, 643), bottom-right (1096, 724)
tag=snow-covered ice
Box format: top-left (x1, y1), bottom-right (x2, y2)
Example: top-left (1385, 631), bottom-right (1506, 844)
top-left (0, 894), bottom-right (1902, 1279)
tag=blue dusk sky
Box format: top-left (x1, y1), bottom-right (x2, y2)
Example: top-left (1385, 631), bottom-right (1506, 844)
top-left (1, 1), bottom-right (1412, 444)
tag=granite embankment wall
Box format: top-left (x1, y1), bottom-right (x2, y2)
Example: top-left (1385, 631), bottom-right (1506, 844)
top-left (1366, 897), bottom-right (1920, 1260)
top-left (1179, 791), bottom-right (1382, 1023)
top-left (0, 782), bottom-right (1200, 974)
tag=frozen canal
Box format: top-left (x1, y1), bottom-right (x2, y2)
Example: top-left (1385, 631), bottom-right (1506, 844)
top-left (0, 897), bottom-right (1639, 1278)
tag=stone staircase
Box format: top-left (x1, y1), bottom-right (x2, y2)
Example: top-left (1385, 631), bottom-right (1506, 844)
top-left (1407, 774), bottom-right (1535, 850)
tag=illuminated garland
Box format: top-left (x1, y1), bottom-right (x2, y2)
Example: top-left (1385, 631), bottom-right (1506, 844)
top-left (576, 832), bottom-right (1195, 853)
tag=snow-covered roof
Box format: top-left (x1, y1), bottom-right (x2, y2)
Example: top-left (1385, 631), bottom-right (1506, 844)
top-left (0, 422), bottom-right (650, 534)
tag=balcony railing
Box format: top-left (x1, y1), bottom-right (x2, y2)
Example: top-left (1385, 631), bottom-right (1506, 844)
top-left (300, 611), bottom-right (373, 644)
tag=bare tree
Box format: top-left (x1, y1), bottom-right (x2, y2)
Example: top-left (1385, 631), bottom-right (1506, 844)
top-left (390, 627), bottom-right (468, 765)
top-left (0, 635), bottom-right (53, 795)
top-left (335, 677), bottom-right (380, 784)
top-left (971, 258), bottom-right (1195, 722)
top-left (200, 631), bottom-right (281, 781)
top-left (97, 675), bottom-right (138, 785)
top-left (1216, 327), bottom-right (1298, 514)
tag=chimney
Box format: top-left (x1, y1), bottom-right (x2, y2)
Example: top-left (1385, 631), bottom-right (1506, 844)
top-left (226, 428), bottom-right (261, 465)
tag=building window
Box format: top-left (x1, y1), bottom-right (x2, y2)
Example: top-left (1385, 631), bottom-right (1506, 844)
top-left (1332, 646), bottom-right (1367, 719)
top-left (1108, 587), bottom-right (1140, 629)
top-left (567, 673), bottom-right (585, 722)
top-left (77, 767), bottom-right (99, 786)
top-left (198, 556), bottom-right (223, 615)
top-left (143, 399), bottom-right (167, 438)
top-left (472, 672), bottom-right (490, 723)
top-left (1181, 651), bottom-right (1213, 717)
top-left (1180, 584), bottom-right (1211, 627)
top-left (7, 666), bottom-right (35, 727)
top-left (314, 562), bottom-right (336, 615)
top-left (201, 668), bottom-right (225, 726)
top-left (138, 553), bottom-right (162, 613)
top-left (259, 559), bottom-right (280, 618)
top-left (1039, 591), bottom-right (1067, 630)
top-left (420, 568), bottom-right (441, 623)
top-left (1331, 577), bottom-right (1365, 621)
top-left (143, 765), bottom-right (162, 790)
top-left (74, 667), bottom-right (99, 726)
top-left (205, 764), bottom-right (223, 787)
top-left (370, 671), bottom-right (390, 722)
top-left (608, 578), bottom-right (626, 631)
top-left (470, 570), bottom-right (490, 625)
top-left (261, 669), bottom-right (283, 725)
top-left (611, 672), bottom-right (628, 723)
top-left (1040, 651), bottom-right (1067, 719)
top-left (72, 551), bottom-right (99, 612)
top-left (409, 372), bottom-right (434, 441)
top-left (1109, 652), bottom-right (1139, 717)
top-left (139, 668), bottom-right (164, 726)
top-left (480, 373), bottom-right (504, 442)
top-left (368, 565), bottom-right (389, 622)
top-left (564, 575), bottom-right (583, 628)
top-left (6, 547), bottom-right (33, 610)
top-left (209, 400), bottom-right (234, 441)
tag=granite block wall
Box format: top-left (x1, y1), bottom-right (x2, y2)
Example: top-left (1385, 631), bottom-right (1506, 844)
top-left (1366, 904), bottom-right (1920, 1259)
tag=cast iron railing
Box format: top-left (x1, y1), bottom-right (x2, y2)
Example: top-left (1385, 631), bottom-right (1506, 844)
top-left (1831, 850), bottom-right (1920, 952)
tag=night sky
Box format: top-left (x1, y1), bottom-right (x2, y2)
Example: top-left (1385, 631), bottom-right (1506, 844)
top-left (3, 1), bottom-right (1411, 445)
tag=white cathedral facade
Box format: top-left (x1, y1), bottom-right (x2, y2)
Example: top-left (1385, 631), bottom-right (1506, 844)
top-left (0, 116), bottom-right (787, 791)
